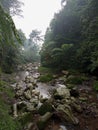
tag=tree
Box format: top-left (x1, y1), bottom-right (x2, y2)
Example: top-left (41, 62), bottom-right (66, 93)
top-left (0, 0), bottom-right (24, 16)
top-left (22, 30), bottom-right (43, 63)
top-left (41, 0), bottom-right (98, 74)
top-left (0, 5), bottom-right (22, 73)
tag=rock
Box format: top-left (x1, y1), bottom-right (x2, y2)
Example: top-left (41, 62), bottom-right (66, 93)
top-left (26, 103), bottom-right (36, 112)
top-left (40, 97), bottom-right (48, 103)
top-left (62, 70), bottom-right (69, 76)
top-left (37, 112), bottom-right (53, 130)
top-left (29, 77), bottom-right (36, 84)
top-left (33, 73), bottom-right (40, 79)
top-left (16, 82), bottom-right (23, 90)
top-left (13, 103), bottom-right (18, 117)
top-left (26, 83), bottom-right (34, 89)
top-left (54, 85), bottom-right (70, 99)
top-left (24, 90), bottom-right (32, 100)
top-left (79, 97), bottom-right (88, 102)
top-left (70, 88), bottom-right (79, 97)
top-left (71, 102), bottom-right (82, 113)
top-left (16, 89), bottom-right (24, 97)
top-left (56, 84), bottom-right (67, 88)
top-left (30, 98), bottom-right (39, 107)
top-left (56, 104), bottom-right (79, 125)
top-left (31, 90), bottom-right (40, 98)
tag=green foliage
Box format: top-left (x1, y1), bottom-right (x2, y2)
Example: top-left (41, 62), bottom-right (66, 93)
top-left (93, 80), bottom-right (98, 91)
top-left (41, 0), bottom-right (98, 75)
top-left (0, 5), bottom-right (22, 73)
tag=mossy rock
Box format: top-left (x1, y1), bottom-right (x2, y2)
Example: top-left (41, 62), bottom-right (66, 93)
top-left (38, 102), bottom-right (53, 115)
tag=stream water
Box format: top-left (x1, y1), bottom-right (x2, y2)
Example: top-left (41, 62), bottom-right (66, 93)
top-left (13, 66), bottom-right (68, 130)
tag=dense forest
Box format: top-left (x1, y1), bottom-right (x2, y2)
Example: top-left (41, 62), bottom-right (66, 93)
top-left (41, 0), bottom-right (98, 75)
top-left (0, 0), bottom-right (41, 73)
top-left (0, 0), bottom-right (98, 130)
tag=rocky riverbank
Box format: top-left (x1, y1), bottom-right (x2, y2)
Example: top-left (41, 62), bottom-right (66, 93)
top-left (3, 63), bottom-right (98, 130)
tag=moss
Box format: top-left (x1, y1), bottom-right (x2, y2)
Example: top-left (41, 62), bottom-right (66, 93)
top-left (39, 74), bottom-right (53, 82)
top-left (93, 80), bottom-right (98, 91)
top-left (38, 102), bottom-right (53, 115)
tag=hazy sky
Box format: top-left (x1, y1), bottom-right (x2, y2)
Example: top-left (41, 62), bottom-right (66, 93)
top-left (13, 0), bottom-right (61, 38)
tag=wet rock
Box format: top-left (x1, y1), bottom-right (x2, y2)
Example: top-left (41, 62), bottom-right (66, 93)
top-left (37, 112), bottom-right (53, 130)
